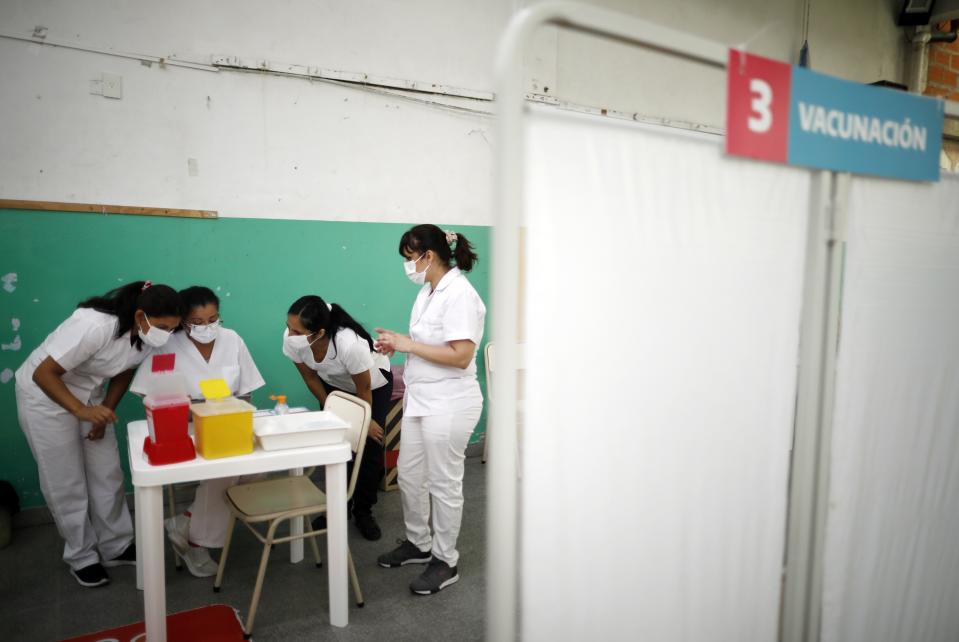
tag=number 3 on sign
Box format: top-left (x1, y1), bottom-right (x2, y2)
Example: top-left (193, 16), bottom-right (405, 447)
top-left (748, 78), bottom-right (772, 133)
top-left (725, 49), bottom-right (791, 163)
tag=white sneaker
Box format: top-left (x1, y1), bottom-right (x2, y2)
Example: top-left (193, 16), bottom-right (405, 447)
top-left (164, 514), bottom-right (190, 550)
top-left (165, 514), bottom-right (218, 578)
top-left (176, 544), bottom-right (219, 578)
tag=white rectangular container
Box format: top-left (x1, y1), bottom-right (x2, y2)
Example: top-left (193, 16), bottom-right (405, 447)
top-left (253, 411), bottom-right (349, 451)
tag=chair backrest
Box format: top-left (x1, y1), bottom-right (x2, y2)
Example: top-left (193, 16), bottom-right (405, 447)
top-left (324, 391), bottom-right (371, 501)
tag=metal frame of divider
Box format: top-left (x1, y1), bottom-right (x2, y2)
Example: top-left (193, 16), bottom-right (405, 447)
top-left (488, 4), bottom-right (854, 641)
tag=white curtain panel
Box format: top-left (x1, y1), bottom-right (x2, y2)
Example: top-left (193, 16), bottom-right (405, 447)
top-left (821, 175), bottom-right (959, 642)
top-left (520, 108), bottom-right (811, 642)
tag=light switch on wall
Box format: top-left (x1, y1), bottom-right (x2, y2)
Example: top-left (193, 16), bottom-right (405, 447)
top-left (101, 73), bottom-right (122, 99)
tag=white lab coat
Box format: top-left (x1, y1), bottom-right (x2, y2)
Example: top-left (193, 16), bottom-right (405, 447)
top-left (129, 326), bottom-right (265, 548)
top-left (130, 328), bottom-right (264, 400)
top-left (396, 268), bottom-right (486, 566)
top-left (284, 327), bottom-right (390, 393)
top-left (15, 308), bottom-right (150, 570)
top-left (402, 267), bottom-right (485, 417)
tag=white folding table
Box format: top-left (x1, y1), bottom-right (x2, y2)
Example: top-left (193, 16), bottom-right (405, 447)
top-left (126, 419), bottom-right (352, 641)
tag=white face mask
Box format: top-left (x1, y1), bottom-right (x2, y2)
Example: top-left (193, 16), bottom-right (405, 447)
top-left (187, 320), bottom-right (220, 344)
top-left (282, 327), bottom-right (321, 358)
top-left (139, 316), bottom-right (172, 348)
top-left (404, 253), bottom-right (430, 285)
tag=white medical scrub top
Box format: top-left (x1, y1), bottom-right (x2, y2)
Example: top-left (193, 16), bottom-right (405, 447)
top-left (130, 328), bottom-right (265, 400)
top-left (284, 327), bottom-right (390, 394)
top-left (403, 267), bottom-right (485, 417)
top-left (16, 308), bottom-right (151, 405)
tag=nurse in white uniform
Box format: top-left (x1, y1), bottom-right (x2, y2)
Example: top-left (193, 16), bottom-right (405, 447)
top-left (15, 281), bottom-right (181, 588)
top-left (374, 224), bottom-right (485, 595)
top-left (130, 285), bottom-right (265, 577)
top-left (283, 295), bottom-right (393, 541)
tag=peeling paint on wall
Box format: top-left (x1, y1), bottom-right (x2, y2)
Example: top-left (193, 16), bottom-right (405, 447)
top-left (1, 273), bottom-right (17, 293)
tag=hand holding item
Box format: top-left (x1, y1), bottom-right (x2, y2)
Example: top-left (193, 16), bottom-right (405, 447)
top-left (75, 405), bottom-right (117, 426)
top-left (374, 328), bottom-right (413, 355)
top-left (86, 423), bottom-right (107, 441)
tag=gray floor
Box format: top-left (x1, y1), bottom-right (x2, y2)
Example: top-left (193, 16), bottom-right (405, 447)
top-left (0, 457), bottom-right (487, 641)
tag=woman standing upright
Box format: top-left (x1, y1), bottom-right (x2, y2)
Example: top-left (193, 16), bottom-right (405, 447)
top-left (15, 281), bottom-right (181, 587)
top-left (374, 224), bottom-right (485, 595)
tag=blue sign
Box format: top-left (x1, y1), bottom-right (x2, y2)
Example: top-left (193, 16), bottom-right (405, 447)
top-left (727, 50), bottom-right (945, 182)
top-left (787, 67), bottom-right (944, 181)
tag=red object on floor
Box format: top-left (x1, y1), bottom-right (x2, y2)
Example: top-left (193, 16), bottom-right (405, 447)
top-left (59, 604), bottom-right (246, 642)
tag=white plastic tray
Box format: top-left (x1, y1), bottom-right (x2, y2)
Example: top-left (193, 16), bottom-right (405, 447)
top-left (253, 411), bottom-right (349, 451)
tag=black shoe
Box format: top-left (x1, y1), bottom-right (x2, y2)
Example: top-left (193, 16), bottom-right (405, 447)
top-left (353, 512), bottom-right (382, 541)
top-left (409, 558), bottom-right (459, 595)
top-left (311, 508), bottom-right (352, 532)
top-left (377, 539), bottom-right (431, 568)
top-left (102, 542), bottom-right (136, 567)
top-left (71, 562), bottom-right (110, 588)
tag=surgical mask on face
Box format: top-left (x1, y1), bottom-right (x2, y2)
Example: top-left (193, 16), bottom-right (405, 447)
top-left (282, 327), bottom-right (320, 358)
top-left (187, 320), bottom-right (220, 344)
top-left (139, 316), bottom-right (172, 348)
top-left (404, 253), bottom-right (430, 285)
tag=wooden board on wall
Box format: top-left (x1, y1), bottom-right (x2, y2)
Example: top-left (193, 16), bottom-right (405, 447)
top-left (0, 199), bottom-right (218, 219)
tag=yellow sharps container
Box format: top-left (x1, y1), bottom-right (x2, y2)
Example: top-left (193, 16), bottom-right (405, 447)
top-left (191, 378), bottom-right (256, 459)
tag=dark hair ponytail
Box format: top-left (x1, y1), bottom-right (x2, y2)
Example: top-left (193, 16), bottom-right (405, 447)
top-left (398, 224), bottom-right (479, 273)
top-left (78, 281), bottom-right (181, 345)
top-left (288, 295), bottom-right (375, 357)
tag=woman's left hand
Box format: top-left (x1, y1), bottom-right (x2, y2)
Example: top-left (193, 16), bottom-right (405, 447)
top-left (374, 328), bottom-right (413, 354)
top-left (369, 420), bottom-right (385, 444)
top-left (86, 422), bottom-right (107, 441)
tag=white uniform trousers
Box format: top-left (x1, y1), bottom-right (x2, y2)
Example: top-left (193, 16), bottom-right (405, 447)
top-left (15, 384), bottom-right (133, 570)
top-left (187, 476), bottom-right (239, 548)
top-left (398, 405), bottom-right (482, 567)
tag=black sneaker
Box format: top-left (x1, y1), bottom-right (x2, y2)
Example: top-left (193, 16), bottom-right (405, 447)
top-left (71, 562), bottom-right (110, 588)
top-left (377, 539), bottom-right (431, 568)
top-left (310, 509), bottom-right (351, 532)
top-left (409, 558), bottom-right (459, 595)
top-left (102, 542), bottom-right (136, 567)
top-left (353, 512), bottom-right (382, 541)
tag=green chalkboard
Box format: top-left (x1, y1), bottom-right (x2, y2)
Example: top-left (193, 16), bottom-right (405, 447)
top-left (0, 209), bottom-right (490, 509)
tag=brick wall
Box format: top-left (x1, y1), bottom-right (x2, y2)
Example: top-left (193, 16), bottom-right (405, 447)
top-left (926, 20), bottom-right (959, 99)
top-left (926, 20), bottom-right (959, 172)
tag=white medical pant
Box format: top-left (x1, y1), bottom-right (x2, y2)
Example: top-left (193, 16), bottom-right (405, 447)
top-left (398, 405), bottom-right (482, 567)
top-left (15, 383), bottom-right (133, 570)
top-left (186, 476), bottom-right (239, 548)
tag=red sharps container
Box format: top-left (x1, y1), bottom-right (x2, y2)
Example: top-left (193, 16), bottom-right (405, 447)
top-left (142, 353), bottom-right (195, 465)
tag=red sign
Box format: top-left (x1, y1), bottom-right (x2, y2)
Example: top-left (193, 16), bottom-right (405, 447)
top-left (726, 50), bottom-right (792, 163)
top-left (151, 352), bottom-right (176, 373)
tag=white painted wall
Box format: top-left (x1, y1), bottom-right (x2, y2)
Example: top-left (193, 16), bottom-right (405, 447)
top-left (0, 0), bottom-right (912, 223)
top-left (541, 0), bottom-right (908, 129)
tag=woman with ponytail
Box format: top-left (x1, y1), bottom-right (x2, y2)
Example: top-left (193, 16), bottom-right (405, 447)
top-left (374, 224), bottom-right (485, 596)
top-left (15, 280), bottom-right (181, 588)
top-left (283, 295), bottom-right (393, 540)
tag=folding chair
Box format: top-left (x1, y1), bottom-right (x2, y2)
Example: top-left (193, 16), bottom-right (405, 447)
top-left (213, 391), bottom-right (370, 636)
